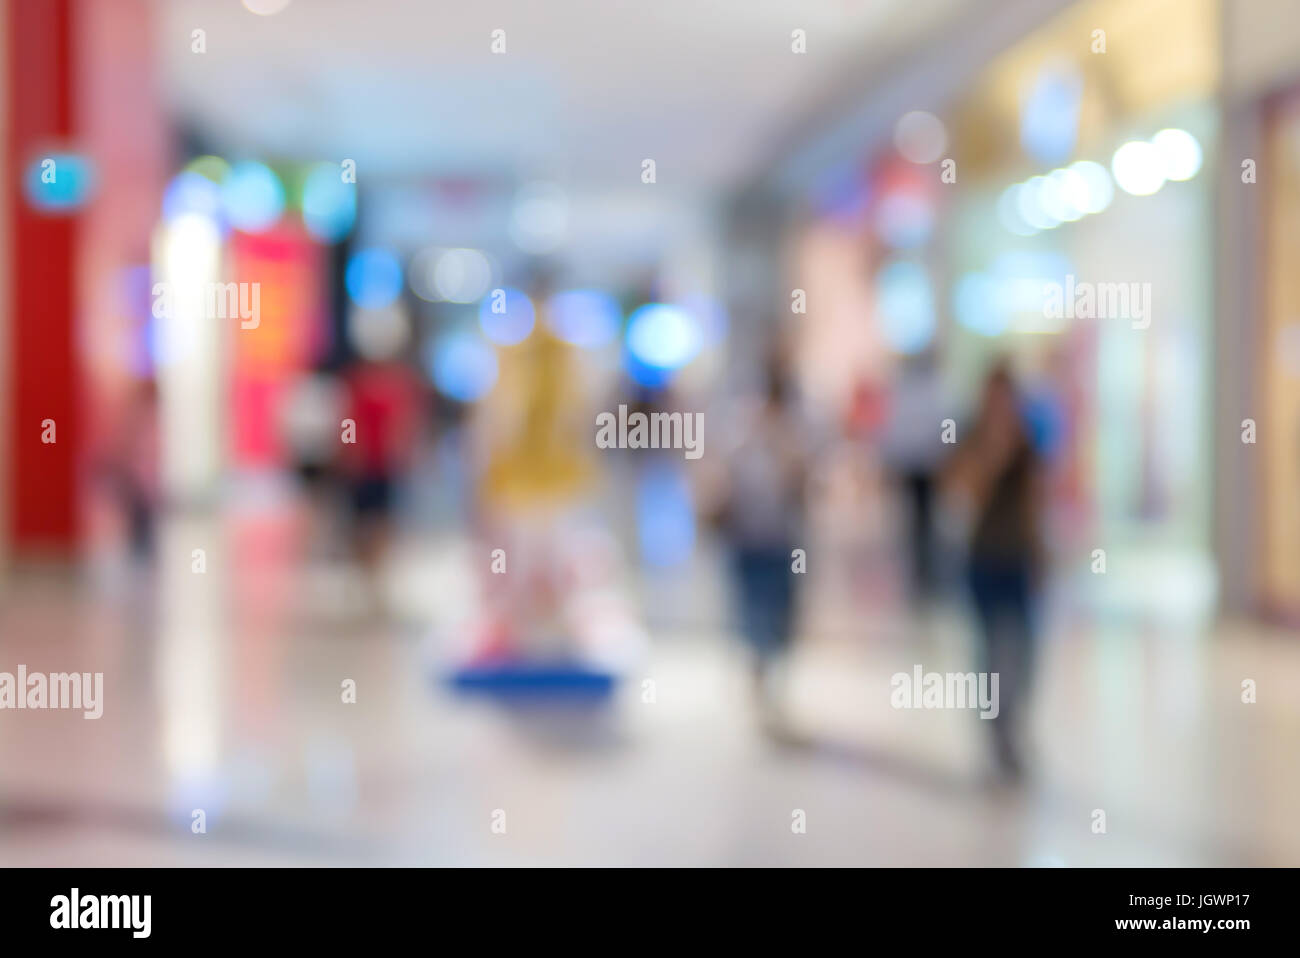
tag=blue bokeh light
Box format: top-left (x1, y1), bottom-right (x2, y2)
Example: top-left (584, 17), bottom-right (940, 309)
top-left (24, 153), bottom-right (95, 213)
top-left (952, 271), bottom-right (1008, 337)
top-left (874, 260), bottom-right (935, 354)
top-left (220, 161), bottom-right (285, 233)
top-left (301, 162), bottom-right (356, 243)
top-left (624, 350), bottom-right (675, 389)
top-left (426, 330), bottom-right (499, 402)
top-left (625, 303), bottom-right (700, 371)
top-left (1020, 65), bottom-right (1082, 166)
top-left (163, 170), bottom-right (224, 226)
top-left (345, 248), bottom-right (403, 310)
top-left (546, 289), bottom-right (621, 348)
top-left (478, 287), bottom-right (535, 346)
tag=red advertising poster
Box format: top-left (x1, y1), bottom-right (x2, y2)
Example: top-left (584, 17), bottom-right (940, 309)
top-left (227, 226), bottom-right (326, 467)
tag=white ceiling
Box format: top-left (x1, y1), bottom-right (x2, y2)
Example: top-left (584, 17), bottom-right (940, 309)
top-left (159, 0), bottom-right (968, 192)
top-left (156, 0), bottom-right (970, 275)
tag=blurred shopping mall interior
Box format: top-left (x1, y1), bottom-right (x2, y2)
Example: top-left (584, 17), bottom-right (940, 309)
top-left (2, 0), bottom-right (1300, 866)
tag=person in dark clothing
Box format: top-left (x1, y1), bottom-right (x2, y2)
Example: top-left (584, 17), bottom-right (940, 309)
top-left (340, 357), bottom-right (424, 612)
top-left (902, 470), bottom-right (937, 599)
top-left (107, 379), bottom-right (160, 562)
top-left (715, 360), bottom-right (813, 727)
top-left (947, 363), bottom-right (1044, 782)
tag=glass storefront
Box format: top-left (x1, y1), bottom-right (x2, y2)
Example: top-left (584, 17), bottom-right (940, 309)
top-left (1260, 89), bottom-right (1300, 614)
top-left (785, 0), bottom-right (1221, 612)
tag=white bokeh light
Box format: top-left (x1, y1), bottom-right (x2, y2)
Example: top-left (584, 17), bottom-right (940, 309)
top-left (1018, 176), bottom-right (1060, 230)
top-left (242, 0), bottom-right (292, 15)
top-left (1152, 128), bottom-right (1203, 182)
top-left (348, 304), bottom-right (410, 361)
top-left (1111, 140), bottom-right (1166, 196)
top-left (1069, 160), bottom-right (1114, 213)
top-left (1048, 167), bottom-right (1088, 221)
top-left (509, 183), bottom-right (569, 254)
top-left (433, 248), bottom-right (492, 304)
top-left (893, 111), bottom-right (947, 165)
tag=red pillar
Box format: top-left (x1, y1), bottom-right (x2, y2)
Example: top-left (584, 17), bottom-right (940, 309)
top-left (5, 0), bottom-right (81, 555)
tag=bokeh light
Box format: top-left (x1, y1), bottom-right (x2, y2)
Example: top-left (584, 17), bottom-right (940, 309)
top-left (345, 248), bottom-right (403, 310)
top-left (163, 170), bottom-right (224, 225)
top-left (1111, 140), bottom-right (1166, 196)
top-left (301, 162), bottom-right (356, 242)
top-left (478, 287), bottom-right (535, 346)
top-left (1020, 65), bottom-right (1082, 166)
top-left (874, 259), bottom-right (935, 354)
top-left (242, 0), bottom-right (292, 14)
top-left (953, 271), bottom-right (1008, 337)
top-left (546, 289), bottom-right (621, 348)
top-left (1036, 173), bottom-right (1071, 224)
top-left (347, 304), bottom-right (409, 361)
top-left (407, 248), bottom-right (440, 303)
top-left (893, 111), bottom-right (947, 164)
top-left (1068, 159), bottom-right (1114, 213)
top-left (509, 182), bottom-right (569, 254)
top-left (1046, 167), bottom-right (1088, 221)
top-left (1152, 128), bottom-right (1203, 182)
top-left (997, 184), bottom-right (1038, 236)
top-left (433, 248), bottom-right (493, 304)
top-left (24, 153), bottom-right (95, 213)
top-left (220, 161), bottom-right (285, 232)
top-left (1017, 175), bottom-right (1060, 230)
top-left (625, 303), bottom-right (700, 371)
top-left (427, 330), bottom-right (499, 402)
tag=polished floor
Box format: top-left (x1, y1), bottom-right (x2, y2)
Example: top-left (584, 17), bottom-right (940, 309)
top-left (1, 501), bottom-right (1297, 867)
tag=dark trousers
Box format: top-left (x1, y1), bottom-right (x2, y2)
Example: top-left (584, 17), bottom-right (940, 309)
top-left (968, 558), bottom-right (1037, 770)
top-left (732, 546), bottom-right (796, 661)
top-left (903, 471), bottom-right (937, 599)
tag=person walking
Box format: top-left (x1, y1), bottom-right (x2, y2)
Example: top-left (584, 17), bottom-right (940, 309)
top-left (946, 362), bottom-right (1045, 782)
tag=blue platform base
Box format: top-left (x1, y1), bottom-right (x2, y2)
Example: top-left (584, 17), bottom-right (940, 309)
top-left (447, 663), bottom-right (617, 699)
